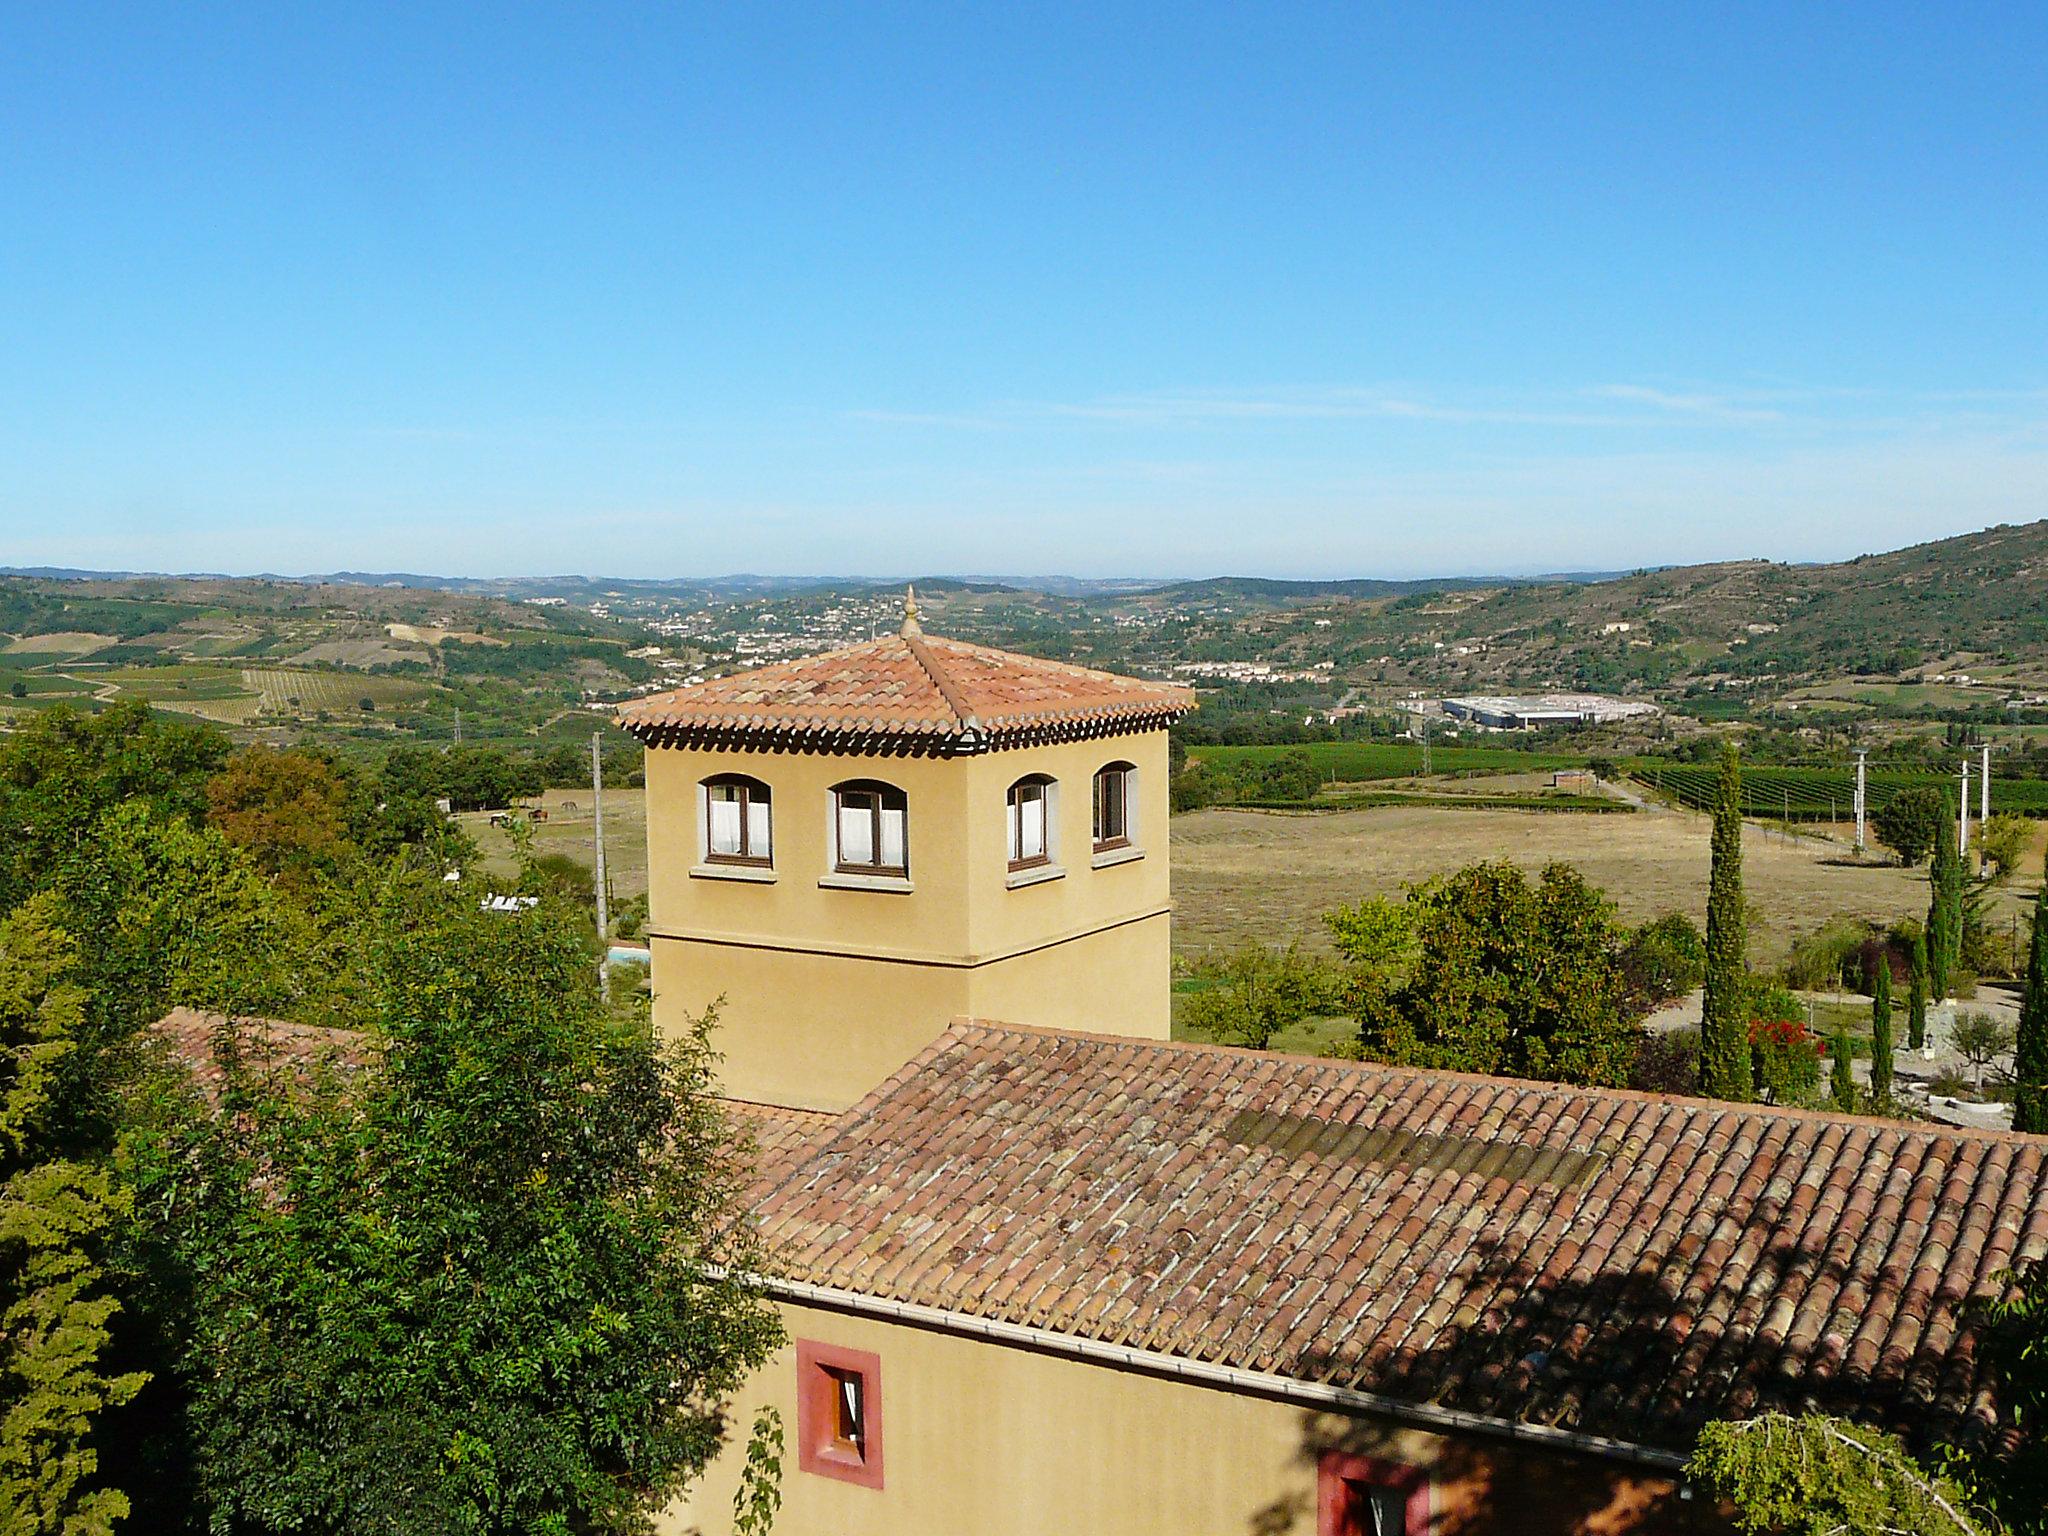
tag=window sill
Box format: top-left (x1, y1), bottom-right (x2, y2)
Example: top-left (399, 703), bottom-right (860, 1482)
top-left (1005, 863), bottom-right (1066, 889)
top-left (818, 872), bottom-right (914, 894)
top-left (1090, 845), bottom-right (1145, 869)
top-left (691, 862), bottom-right (778, 884)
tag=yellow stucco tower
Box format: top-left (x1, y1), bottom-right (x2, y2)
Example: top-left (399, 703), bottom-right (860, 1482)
top-left (618, 596), bottom-right (1194, 1112)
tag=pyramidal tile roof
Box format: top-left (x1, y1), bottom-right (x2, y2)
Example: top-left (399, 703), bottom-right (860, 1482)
top-left (754, 1020), bottom-right (2048, 1458)
top-left (618, 597), bottom-right (1192, 752)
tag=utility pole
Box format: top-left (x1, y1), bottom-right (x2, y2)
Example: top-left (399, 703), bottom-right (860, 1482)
top-left (1980, 743), bottom-right (1992, 826)
top-left (1421, 711), bottom-right (1431, 776)
top-left (592, 732), bottom-right (610, 999)
top-left (1853, 748), bottom-right (1867, 853)
top-left (1959, 758), bottom-right (1972, 855)
top-left (454, 706), bottom-right (462, 745)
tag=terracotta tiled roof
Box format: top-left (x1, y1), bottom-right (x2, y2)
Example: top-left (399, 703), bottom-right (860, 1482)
top-left (617, 620), bottom-right (1191, 752)
top-left (754, 1021), bottom-right (2048, 1456)
top-left (150, 1007), bottom-right (374, 1098)
top-left (721, 1098), bottom-right (840, 1191)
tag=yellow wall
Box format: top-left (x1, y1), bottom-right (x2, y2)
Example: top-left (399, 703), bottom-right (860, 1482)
top-left (642, 730), bottom-right (1173, 1110)
top-left (663, 1303), bottom-right (1713, 1536)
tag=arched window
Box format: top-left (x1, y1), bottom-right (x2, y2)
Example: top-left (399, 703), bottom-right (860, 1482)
top-left (1093, 761), bottom-right (1136, 851)
top-left (702, 774), bottom-right (772, 865)
top-left (1007, 775), bottom-right (1055, 870)
top-left (831, 780), bottom-right (908, 877)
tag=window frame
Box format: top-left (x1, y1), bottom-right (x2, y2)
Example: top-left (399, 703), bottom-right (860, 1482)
top-left (795, 1339), bottom-right (884, 1489)
top-left (1006, 774), bottom-right (1055, 872)
top-left (1092, 761), bottom-right (1136, 853)
top-left (1316, 1450), bottom-right (1428, 1536)
top-left (830, 780), bottom-right (909, 878)
top-left (701, 774), bottom-right (773, 867)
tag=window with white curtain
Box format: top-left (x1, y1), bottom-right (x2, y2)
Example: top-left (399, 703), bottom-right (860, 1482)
top-left (1006, 776), bottom-right (1054, 869)
top-left (831, 781), bottom-right (908, 876)
top-left (1092, 761), bottom-right (1136, 850)
top-left (702, 776), bottom-right (772, 864)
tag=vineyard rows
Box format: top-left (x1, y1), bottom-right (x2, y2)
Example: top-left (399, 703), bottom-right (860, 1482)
top-left (1629, 764), bottom-right (2048, 820)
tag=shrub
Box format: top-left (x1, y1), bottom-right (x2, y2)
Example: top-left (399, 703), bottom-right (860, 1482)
top-left (1630, 1028), bottom-right (1700, 1095)
top-left (1750, 1015), bottom-right (1822, 1105)
top-left (1782, 918), bottom-right (1869, 991)
top-left (1621, 913), bottom-right (1706, 1006)
top-left (1180, 942), bottom-right (1343, 1051)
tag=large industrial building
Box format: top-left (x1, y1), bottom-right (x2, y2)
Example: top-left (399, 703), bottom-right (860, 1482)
top-left (1440, 693), bottom-right (1660, 730)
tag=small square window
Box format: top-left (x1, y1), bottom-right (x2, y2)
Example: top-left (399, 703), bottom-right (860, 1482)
top-left (796, 1340), bottom-right (884, 1489)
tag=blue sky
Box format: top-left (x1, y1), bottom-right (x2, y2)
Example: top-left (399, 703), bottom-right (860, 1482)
top-left (2, 3), bottom-right (2043, 579)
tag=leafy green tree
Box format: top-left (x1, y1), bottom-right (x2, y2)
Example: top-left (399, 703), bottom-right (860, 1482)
top-left (1869, 954), bottom-right (1894, 1107)
top-left (1700, 745), bottom-right (1753, 1100)
top-left (1929, 805), bottom-right (1965, 1000)
top-left (0, 703), bottom-right (228, 913)
top-left (0, 900), bottom-right (146, 1534)
top-left (1909, 931), bottom-right (1930, 1052)
top-left (2017, 891), bottom-right (2048, 1135)
top-left (1874, 784), bottom-right (1947, 866)
top-left (1688, 1413), bottom-right (1989, 1536)
top-left (1978, 814), bottom-right (2031, 884)
top-left (1829, 1025), bottom-right (1858, 1113)
top-left (1353, 862), bottom-right (1637, 1086)
top-left (52, 806), bottom-right (309, 1065)
top-left (1181, 943), bottom-right (1341, 1051)
top-left (1953, 1013), bottom-right (2014, 1094)
top-left (132, 879), bottom-right (781, 1536)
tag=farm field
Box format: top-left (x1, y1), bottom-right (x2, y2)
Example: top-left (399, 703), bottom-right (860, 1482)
top-left (1193, 740), bottom-right (1584, 782)
top-left (465, 786), bottom-right (649, 907)
top-left (1170, 802), bottom-right (1970, 968)
top-left (2, 631), bottom-right (115, 655)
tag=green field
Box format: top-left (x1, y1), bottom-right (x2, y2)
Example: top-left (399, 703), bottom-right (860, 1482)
top-left (1629, 763), bottom-right (2048, 819)
top-left (1192, 740), bottom-right (1584, 782)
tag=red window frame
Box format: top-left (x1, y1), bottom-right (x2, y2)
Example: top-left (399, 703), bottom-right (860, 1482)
top-left (795, 1339), bottom-right (884, 1489)
top-left (1317, 1450), bottom-right (1428, 1536)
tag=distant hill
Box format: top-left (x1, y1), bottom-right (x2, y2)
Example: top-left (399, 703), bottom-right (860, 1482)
top-left (9, 522), bottom-right (2047, 736)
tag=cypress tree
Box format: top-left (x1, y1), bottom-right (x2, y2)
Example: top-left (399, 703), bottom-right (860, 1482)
top-left (2016, 890), bottom-right (2048, 1135)
top-left (1699, 744), bottom-right (1752, 1100)
top-left (1830, 1025), bottom-right (1857, 1113)
top-left (1926, 803), bottom-right (1962, 1002)
top-left (1907, 932), bottom-right (1928, 1053)
top-left (1869, 948), bottom-right (1894, 1107)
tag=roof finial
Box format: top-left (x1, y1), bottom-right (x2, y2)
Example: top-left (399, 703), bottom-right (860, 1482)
top-left (901, 583), bottom-right (923, 637)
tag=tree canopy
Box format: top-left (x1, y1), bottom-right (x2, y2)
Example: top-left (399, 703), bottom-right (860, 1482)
top-left (1875, 784), bottom-right (1948, 866)
top-left (128, 879), bottom-right (781, 1535)
top-left (1352, 861), bottom-right (1638, 1086)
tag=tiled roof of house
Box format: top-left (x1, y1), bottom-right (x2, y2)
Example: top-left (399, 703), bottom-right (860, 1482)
top-left (617, 603), bottom-right (1191, 752)
top-left (755, 1021), bottom-right (2048, 1456)
top-left (150, 1007), bottom-right (374, 1097)
top-left (722, 1098), bottom-right (840, 1191)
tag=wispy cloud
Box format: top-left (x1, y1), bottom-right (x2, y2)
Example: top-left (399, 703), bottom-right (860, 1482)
top-left (848, 379), bottom-right (2048, 441)
top-left (1585, 384), bottom-right (1785, 423)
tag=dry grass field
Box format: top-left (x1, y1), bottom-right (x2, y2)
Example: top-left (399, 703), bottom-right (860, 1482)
top-left (1171, 802), bottom-right (2005, 967)
top-left (464, 786), bottom-right (650, 903)
top-left (3, 631), bottom-right (115, 655)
